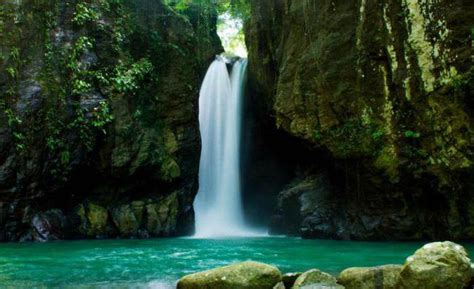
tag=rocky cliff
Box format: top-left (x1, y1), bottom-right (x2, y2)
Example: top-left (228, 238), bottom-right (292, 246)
top-left (0, 0), bottom-right (222, 241)
top-left (246, 0), bottom-right (474, 240)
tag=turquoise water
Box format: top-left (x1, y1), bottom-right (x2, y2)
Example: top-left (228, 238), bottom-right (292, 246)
top-left (0, 237), bottom-right (472, 288)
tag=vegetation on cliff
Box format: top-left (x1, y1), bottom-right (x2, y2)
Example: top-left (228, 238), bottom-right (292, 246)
top-left (247, 0), bottom-right (474, 240)
top-left (0, 0), bottom-right (222, 241)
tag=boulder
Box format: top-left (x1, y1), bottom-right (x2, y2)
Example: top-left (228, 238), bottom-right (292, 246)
top-left (177, 261), bottom-right (282, 289)
top-left (337, 265), bottom-right (401, 289)
top-left (299, 285), bottom-right (344, 289)
top-left (396, 241), bottom-right (472, 289)
top-left (273, 282), bottom-right (285, 289)
top-left (31, 209), bottom-right (67, 241)
top-left (293, 269), bottom-right (344, 289)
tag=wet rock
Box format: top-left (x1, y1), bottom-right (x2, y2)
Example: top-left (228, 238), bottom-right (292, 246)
top-left (111, 204), bottom-right (139, 237)
top-left (76, 203), bottom-right (109, 238)
top-left (16, 81), bottom-right (42, 114)
top-left (31, 209), bottom-right (67, 242)
top-left (145, 192), bottom-right (179, 236)
top-left (270, 174), bottom-right (343, 238)
top-left (80, 92), bottom-right (105, 116)
top-left (293, 269), bottom-right (344, 289)
top-left (273, 282), bottom-right (285, 289)
top-left (396, 241), bottom-right (472, 289)
top-left (338, 265), bottom-right (401, 289)
top-left (78, 50), bottom-right (98, 70)
top-left (145, 202), bottom-right (162, 235)
top-left (131, 201), bottom-right (145, 225)
top-left (249, 0), bottom-right (474, 241)
top-left (177, 261), bottom-right (282, 289)
top-left (0, 0), bottom-right (220, 242)
top-left (137, 228), bottom-right (149, 239)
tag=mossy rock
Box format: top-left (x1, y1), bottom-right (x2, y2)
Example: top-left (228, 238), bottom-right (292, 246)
top-left (293, 269), bottom-right (344, 289)
top-left (75, 203), bottom-right (110, 238)
top-left (338, 265), bottom-right (401, 289)
top-left (111, 204), bottom-right (139, 237)
top-left (273, 282), bottom-right (285, 289)
top-left (177, 261), bottom-right (282, 289)
top-left (396, 241), bottom-right (472, 289)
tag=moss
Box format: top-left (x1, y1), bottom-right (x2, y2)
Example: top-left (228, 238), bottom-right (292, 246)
top-left (177, 261), bottom-right (282, 289)
top-left (86, 203), bottom-right (109, 237)
top-left (374, 146), bottom-right (399, 182)
top-left (164, 129), bottom-right (179, 154)
top-left (162, 158), bottom-right (181, 180)
top-left (403, 0), bottom-right (436, 92)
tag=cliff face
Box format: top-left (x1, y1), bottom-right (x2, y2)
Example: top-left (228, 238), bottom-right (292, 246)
top-left (0, 0), bottom-right (222, 241)
top-left (247, 0), bottom-right (474, 240)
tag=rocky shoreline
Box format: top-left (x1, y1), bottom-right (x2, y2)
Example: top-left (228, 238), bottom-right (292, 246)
top-left (177, 241), bottom-right (473, 289)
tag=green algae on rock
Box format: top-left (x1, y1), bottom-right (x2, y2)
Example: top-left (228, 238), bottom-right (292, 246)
top-left (396, 241), bottom-right (472, 289)
top-left (247, 0), bottom-right (474, 241)
top-left (177, 261), bottom-right (282, 289)
top-left (292, 269), bottom-right (344, 289)
top-left (0, 0), bottom-right (222, 241)
top-left (338, 265), bottom-right (401, 289)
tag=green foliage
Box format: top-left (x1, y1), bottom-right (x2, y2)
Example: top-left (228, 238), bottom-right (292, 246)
top-left (5, 109), bottom-right (25, 152)
top-left (165, 0), bottom-right (193, 11)
top-left (73, 3), bottom-right (100, 26)
top-left (91, 101), bottom-right (114, 134)
top-left (216, 0), bottom-right (250, 20)
top-left (5, 108), bottom-right (21, 127)
top-left (371, 129), bottom-right (385, 140)
top-left (404, 130), bottom-right (421, 138)
top-left (1, 0), bottom-right (183, 182)
top-left (73, 79), bottom-right (92, 95)
top-left (2, 45), bottom-right (22, 145)
top-left (314, 119), bottom-right (386, 158)
top-left (449, 71), bottom-right (470, 92)
top-left (166, 0), bottom-right (250, 19)
top-left (313, 129), bottom-right (322, 141)
top-left (112, 58), bottom-right (153, 93)
top-left (6, 66), bottom-right (16, 78)
top-left (60, 150), bottom-right (70, 165)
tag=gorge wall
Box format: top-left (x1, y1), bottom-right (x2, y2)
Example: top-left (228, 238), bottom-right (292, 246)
top-left (0, 0), bottom-right (222, 241)
top-left (246, 0), bottom-right (474, 240)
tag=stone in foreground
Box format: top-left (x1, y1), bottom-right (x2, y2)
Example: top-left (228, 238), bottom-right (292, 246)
top-left (177, 261), bottom-right (282, 289)
top-left (273, 281), bottom-right (285, 289)
top-left (396, 241), bottom-right (472, 289)
top-left (292, 269), bottom-right (344, 289)
top-left (337, 265), bottom-right (401, 289)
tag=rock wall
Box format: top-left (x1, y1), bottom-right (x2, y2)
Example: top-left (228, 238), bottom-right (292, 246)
top-left (0, 0), bottom-right (222, 241)
top-left (246, 0), bottom-right (474, 240)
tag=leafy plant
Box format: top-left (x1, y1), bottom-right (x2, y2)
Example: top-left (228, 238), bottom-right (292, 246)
top-left (112, 58), bottom-right (153, 93)
top-left (404, 130), bottom-right (421, 138)
top-left (371, 129), bottom-right (385, 140)
top-left (73, 3), bottom-right (100, 26)
top-left (91, 101), bottom-right (114, 134)
top-left (5, 109), bottom-right (25, 152)
top-left (5, 108), bottom-right (22, 127)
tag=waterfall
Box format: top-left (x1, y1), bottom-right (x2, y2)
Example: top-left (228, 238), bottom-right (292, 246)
top-left (193, 56), bottom-right (251, 238)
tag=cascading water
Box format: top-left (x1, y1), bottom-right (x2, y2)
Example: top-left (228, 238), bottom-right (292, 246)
top-left (193, 56), bottom-right (252, 238)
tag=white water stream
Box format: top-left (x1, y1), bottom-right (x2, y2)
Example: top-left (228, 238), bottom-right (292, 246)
top-left (193, 56), bottom-right (254, 238)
